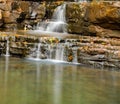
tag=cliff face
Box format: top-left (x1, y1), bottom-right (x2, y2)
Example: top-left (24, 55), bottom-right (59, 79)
top-left (0, 0), bottom-right (120, 38)
top-left (0, 0), bottom-right (65, 30)
top-left (66, 1), bottom-right (120, 37)
top-left (0, 0), bottom-right (46, 30)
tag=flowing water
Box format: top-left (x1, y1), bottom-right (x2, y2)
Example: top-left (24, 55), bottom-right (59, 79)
top-left (0, 56), bottom-right (120, 104)
top-left (5, 37), bottom-right (10, 56)
top-left (74, 0), bottom-right (89, 2)
top-left (27, 42), bottom-right (79, 64)
top-left (37, 4), bottom-right (67, 33)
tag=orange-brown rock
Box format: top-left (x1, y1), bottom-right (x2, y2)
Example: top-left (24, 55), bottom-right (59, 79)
top-left (85, 1), bottom-right (120, 30)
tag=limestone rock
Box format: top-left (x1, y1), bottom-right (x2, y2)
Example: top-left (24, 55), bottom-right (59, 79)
top-left (19, 1), bottom-right (30, 13)
top-left (0, 10), bottom-right (3, 27)
top-left (66, 1), bottom-right (120, 35)
top-left (66, 2), bottom-right (89, 34)
top-left (0, 0), bottom-right (5, 3)
top-left (88, 25), bottom-right (120, 38)
top-left (36, 4), bottom-right (46, 19)
top-left (2, 11), bottom-right (11, 18)
top-left (0, 9), bottom-right (2, 19)
top-left (85, 1), bottom-right (120, 30)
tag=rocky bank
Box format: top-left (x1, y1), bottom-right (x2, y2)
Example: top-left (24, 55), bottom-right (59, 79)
top-left (0, 33), bottom-right (120, 70)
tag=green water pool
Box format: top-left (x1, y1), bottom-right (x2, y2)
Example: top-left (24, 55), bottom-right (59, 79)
top-left (0, 56), bottom-right (120, 104)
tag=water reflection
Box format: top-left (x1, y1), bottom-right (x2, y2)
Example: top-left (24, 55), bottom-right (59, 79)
top-left (4, 56), bottom-right (9, 87)
top-left (3, 56), bottom-right (9, 104)
top-left (36, 62), bottom-right (40, 83)
top-left (0, 57), bottom-right (120, 104)
top-left (53, 65), bottom-right (63, 104)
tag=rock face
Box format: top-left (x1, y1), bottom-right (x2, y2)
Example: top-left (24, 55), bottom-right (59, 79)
top-left (0, 0), bottom-right (46, 30)
top-left (0, 0), bottom-right (119, 36)
top-left (66, 2), bottom-right (88, 34)
top-left (0, 0), bottom-right (65, 30)
top-left (1, 33), bottom-right (120, 69)
top-left (66, 1), bottom-right (120, 37)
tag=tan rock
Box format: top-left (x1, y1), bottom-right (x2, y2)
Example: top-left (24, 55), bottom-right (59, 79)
top-left (88, 25), bottom-right (120, 38)
top-left (0, 0), bottom-right (5, 3)
top-left (2, 11), bottom-right (10, 18)
top-left (85, 1), bottom-right (120, 29)
top-left (0, 9), bottom-right (2, 19)
top-left (19, 1), bottom-right (30, 13)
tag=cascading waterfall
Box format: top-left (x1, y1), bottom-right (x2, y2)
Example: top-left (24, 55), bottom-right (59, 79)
top-left (72, 48), bottom-right (78, 63)
top-left (5, 37), bottom-right (10, 56)
top-left (74, 0), bottom-right (88, 2)
top-left (36, 43), bottom-right (41, 59)
top-left (27, 40), bottom-right (80, 65)
top-left (29, 43), bottom-right (41, 60)
top-left (55, 44), bottom-right (65, 60)
top-left (37, 3), bottom-right (67, 33)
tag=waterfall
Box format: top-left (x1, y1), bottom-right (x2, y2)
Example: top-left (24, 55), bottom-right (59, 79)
top-left (74, 0), bottom-right (88, 2)
top-left (37, 4), bottom-right (67, 33)
top-left (27, 39), bottom-right (80, 65)
top-left (72, 48), bottom-right (78, 63)
top-left (5, 37), bottom-right (10, 56)
top-left (36, 43), bottom-right (41, 59)
top-left (55, 44), bottom-right (65, 61)
top-left (28, 43), bottom-right (42, 60)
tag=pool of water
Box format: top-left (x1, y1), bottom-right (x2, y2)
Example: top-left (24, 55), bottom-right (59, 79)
top-left (0, 56), bottom-right (120, 104)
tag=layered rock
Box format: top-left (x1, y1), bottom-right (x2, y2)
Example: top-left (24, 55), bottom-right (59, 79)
top-left (66, 1), bottom-right (120, 37)
top-left (0, 0), bottom-right (66, 30)
top-left (66, 2), bottom-right (88, 34)
top-left (1, 32), bottom-right (120, 69)
top-left (0, 0), bottom-right (46, 30)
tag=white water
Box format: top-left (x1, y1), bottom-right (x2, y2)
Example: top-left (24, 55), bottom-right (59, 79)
top-left (74, 0), bottom-right (88, 2)
top-left (27, 42), bottom-right (80, 65)
top-left (73, 48), bottom-right (78, 63)
top-left (37, 4), bottom-right (67, 33)
top-left (5, 37), bottom-right (10, 57)
top-left (55, 44), bottom-right (65, 60)
top-left (36, 43), bottom-right (41, 59)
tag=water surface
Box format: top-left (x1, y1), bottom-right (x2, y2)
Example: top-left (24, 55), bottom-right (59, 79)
top-left (0, 56), bottom-right (120, 104)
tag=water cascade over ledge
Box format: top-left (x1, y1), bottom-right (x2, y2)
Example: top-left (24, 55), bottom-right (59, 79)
top-left (36, 3), bottom-right (67, 33)
top-left (74, 0), bottom-right (89, 2)
top-left (27, 39), bottom-right (79, 64)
